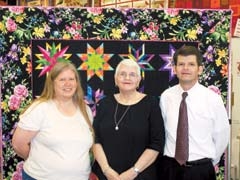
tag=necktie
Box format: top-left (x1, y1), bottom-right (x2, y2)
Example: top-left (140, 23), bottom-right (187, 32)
top-left (175, 92), bottom-right (188, 165)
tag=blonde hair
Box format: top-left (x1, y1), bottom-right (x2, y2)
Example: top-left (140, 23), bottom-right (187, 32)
top-left (115, 59), bottom-right (141, 77)
top-left (22, 62), bottom-right (94, 135)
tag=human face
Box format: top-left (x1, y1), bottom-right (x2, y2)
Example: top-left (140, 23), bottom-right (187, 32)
top-left (115, 64), bottom-right (140, 93)
top-left (174, 55), bottom-right (203, 87)
top-left (54, 69), bottom-right (77, 101)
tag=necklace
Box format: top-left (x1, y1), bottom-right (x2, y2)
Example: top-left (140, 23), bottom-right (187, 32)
top-left (114, 103), bottom-right (130, 131)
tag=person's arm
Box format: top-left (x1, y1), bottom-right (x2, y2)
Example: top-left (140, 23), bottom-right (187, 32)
top-left (12, 126), bottom-right (38, 160)
top-left (134, 149), bottom-right (159, 171)
top-left (92, 98), bottom-right (121, 180)
top-left (212, 96), bottom-right (230, 165)
top-left (92, 143), bottom-right (121, 180)
top-left (119, 149), bottom-right (159, 180)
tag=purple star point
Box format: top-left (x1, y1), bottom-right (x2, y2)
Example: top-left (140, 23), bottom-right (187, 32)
top-left (159, 44), bottom-right (176, 81)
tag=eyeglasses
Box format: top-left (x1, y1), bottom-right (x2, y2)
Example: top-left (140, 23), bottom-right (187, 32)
top-left (117, 72), bottom-right (138, 79)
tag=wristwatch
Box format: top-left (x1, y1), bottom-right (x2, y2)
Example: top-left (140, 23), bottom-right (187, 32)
top-left (132, 166), bottom-right (140, 175)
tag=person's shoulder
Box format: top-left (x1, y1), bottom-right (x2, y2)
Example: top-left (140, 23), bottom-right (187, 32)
top-left (97, 95), bottom-right (114, 106)
top-left (99, 95), bottom-right (113, 102)
top-left (21, 100), bottom-right (51, 116)
top-left (85, 104), bottom-right (92, 112)
top-left (144, 94), bottom-right (159, 101)
top-left (142, 94), bottom-right (160, 106)
top-left (198, 84), bottom-right (221, 96)
top-left (197, 84), bottom-right (224, 102)
top-left (27, 100), bottom-right (48, 110)
top-left (161, 85), bottom-right (178, 96)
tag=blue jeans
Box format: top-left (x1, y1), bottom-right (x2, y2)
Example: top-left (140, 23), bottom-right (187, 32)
top-left (22, 169), bottom-right (36, 180)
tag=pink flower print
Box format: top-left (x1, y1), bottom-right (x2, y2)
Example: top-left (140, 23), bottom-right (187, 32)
top-left (164, 9), bottom-right (179, 17)
top-left (6, 18), bottom-right (17, 32)
top-left (11, 161), bottom-right (24, 180)
top-left (208, 85), bottom-right (221, 95)
top-left (214, 165), bottom-right (219, 173)
top-left (11, 171), bottom-right (22, 180)
top-left (73, 32), bottom-right (82, 39)
top-left (71, 21), bottom-right (82, 30)
top-left (14, 84), bottom-right (28, 99)
top-left (144, 27), bottom-right (153, 35)
top-left (149, 22), bottom-right (159, 31)
top-left (8, 95), bottom-right (22, 110)
top-left (87, 7), bottom-right (102, 15)
top-left (16, 161), bottom-right (24, 173)
top-left (66, 26), bottom-right (76, 35)
top-left (9, 7), bottom-right (24, 14)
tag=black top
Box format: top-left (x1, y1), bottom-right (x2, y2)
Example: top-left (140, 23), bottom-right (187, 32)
top-left (92, 95), bottom-right (165, 180)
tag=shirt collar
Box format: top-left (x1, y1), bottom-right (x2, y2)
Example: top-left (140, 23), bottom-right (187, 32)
top-left (178, 82), bottom-right (200, 95)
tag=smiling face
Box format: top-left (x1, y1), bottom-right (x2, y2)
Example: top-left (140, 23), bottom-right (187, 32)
top-left (174, 55), bottom-right (203, 88)
top-left (115, 64), bottom-right (141, 93)
top-left (54, 68), bottom-right (77, 101)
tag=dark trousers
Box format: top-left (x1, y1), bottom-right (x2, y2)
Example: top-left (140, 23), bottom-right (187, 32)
top-left (157, 156), bottom-right (216, 180)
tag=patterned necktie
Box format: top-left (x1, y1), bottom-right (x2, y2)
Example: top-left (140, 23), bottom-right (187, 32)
top-left (175, 92), bottom-right (188, 165)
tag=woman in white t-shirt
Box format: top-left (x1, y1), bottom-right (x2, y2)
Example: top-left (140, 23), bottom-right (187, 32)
top-left (12, 62), bottom-right (94, 180)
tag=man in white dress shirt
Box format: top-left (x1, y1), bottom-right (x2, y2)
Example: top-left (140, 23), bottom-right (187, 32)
top-left (158, 45), bottom-right (230, 180)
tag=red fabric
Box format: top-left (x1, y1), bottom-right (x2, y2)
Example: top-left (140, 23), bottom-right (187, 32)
top-left (174, 0), bottom-right (239, 35)
top-left (89, 172), bottom-right (99, 180)
top-left (210, 0), bottom-right (220, 8)
top-left (0, 1), bottom-right (6, 5)
top-left (175, 0), bottom-right (192, 8)
top-left (229, 1), bottom-right (240, 35)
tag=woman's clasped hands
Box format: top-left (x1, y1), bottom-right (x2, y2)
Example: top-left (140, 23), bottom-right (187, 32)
top-left (104, 166), bottom-right (138, 180)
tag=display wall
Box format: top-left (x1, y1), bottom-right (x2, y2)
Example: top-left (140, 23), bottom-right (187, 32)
top-left (0, 7), bottom-right (231, 179)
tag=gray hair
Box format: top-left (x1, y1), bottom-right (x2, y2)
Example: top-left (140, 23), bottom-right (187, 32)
top-left (115, 59), bottom-right (141, 77)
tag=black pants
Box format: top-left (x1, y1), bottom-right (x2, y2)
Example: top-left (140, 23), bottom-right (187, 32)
top-left (157, 156), bottom-right (216, 180)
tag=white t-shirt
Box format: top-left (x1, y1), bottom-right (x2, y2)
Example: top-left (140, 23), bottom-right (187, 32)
top-left (18, 100), bottom-right (93, 180)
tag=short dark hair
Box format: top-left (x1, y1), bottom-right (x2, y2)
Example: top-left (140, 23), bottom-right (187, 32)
top-left (173, 46), bottom-right (203, 66)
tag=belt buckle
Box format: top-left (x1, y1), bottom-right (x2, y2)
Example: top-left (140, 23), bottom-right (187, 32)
top-left (183, 162), bottom-right (192, 167)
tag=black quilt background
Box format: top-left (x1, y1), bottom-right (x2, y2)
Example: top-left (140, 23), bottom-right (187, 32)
top-left (31, 39), bottom-right (198, 97)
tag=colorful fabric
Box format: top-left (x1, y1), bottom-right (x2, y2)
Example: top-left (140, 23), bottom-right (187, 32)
top-left (0, 7), bottom-right (231, 179)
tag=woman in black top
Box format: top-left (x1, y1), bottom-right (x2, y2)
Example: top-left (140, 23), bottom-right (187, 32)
top-left (92, 59), bottom-right (165, 180)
